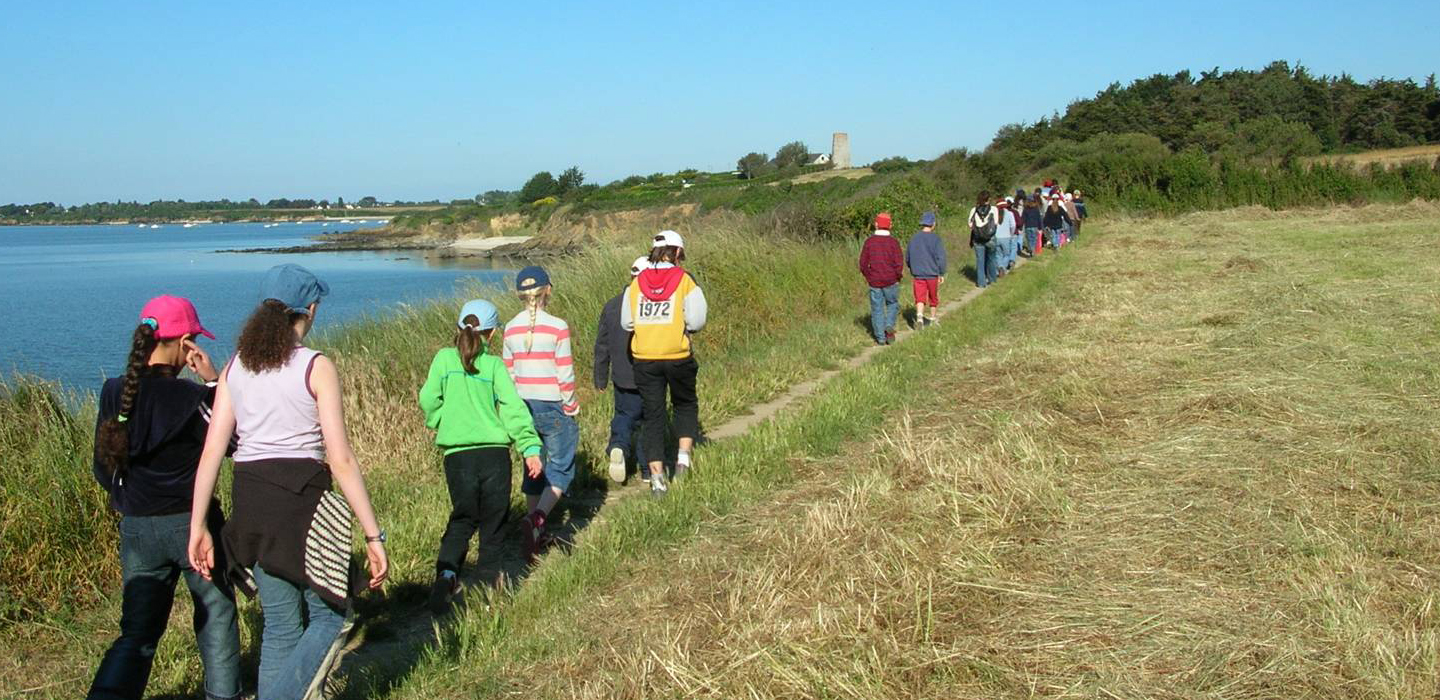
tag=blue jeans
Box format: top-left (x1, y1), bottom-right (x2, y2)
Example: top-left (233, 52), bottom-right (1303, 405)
top-left (253, 562), bottom-right (349, 700)
top-left (523, 399), bottom-right (580, 495)
top-left (974, 243), bottom-right (999, 287)
top-left (1024, 227), bottom-right (1039, 253)
top-left (996, 236), bottom-right (1018, 268)
top-left (88, 512), bottom-right (241, 700)
top-left (868, 284), bottom-right (899, 343)
top-left (607, 387), bottom-right (648, 477)
top-left (1048, 227), bottom-right (1064, 248)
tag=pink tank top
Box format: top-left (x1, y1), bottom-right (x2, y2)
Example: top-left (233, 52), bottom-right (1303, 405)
top-left (227, 346), bottom-right (326, 462)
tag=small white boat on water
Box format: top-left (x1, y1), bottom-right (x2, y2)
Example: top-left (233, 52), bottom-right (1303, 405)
top-left (183, 223), bottom-right (195, 228)
top-left (149, 224), bottom-right (160, 229)
top-left (137, 224), bottom-right (146, 228)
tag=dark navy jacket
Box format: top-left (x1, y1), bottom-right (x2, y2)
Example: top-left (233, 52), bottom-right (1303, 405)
top-left (94, 367), bottom-right (215, 516)
top-left (594, 291), bottom-right (637, 391)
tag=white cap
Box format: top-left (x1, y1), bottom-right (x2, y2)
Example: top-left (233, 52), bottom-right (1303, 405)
top-left (1063, 192), bottom-right (1074, 201)
top-left (630, 256), bottom-right (650, 276)
top-left (652, 230), bottom-right (684, 249)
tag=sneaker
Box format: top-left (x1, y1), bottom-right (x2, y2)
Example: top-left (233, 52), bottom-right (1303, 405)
top-left (884, 329), bottom-right (896, 344)
top-left (929, 317), bottom-right (940, 327)
top-left (522, 511), bottom-right (546, 565)
top-left (674, 452), bottom-right (692, 481)
top-left (650, 473), bottom-right (669, 500)
top-left (607, 446), bottom-right (626, 483)
top-left (428, 573), bottom-right (460, 616)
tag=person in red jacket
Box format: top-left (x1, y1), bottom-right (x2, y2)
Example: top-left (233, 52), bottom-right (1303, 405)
top-left (858, 211), bottom-right (904, 345)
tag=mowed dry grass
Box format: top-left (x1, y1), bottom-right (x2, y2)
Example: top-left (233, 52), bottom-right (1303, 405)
top-left (1306, 144), bottom-right (1440, 170)
top-left (468, 204), bottom-right (1440, 698)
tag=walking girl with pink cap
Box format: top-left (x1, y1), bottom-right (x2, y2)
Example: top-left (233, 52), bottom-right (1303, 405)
top-left (88, 295), bottom-right (241, 700)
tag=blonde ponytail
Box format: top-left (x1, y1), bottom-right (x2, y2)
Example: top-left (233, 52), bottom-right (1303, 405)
top-left (518, 286), bottom-right (550, 352)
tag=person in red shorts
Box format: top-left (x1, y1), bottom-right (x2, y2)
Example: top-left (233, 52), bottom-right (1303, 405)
top-left (905, 211), bottom-right (947, 328)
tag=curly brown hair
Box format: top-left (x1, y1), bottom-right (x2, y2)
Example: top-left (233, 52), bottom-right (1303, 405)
top-left (237, 299), bottom-right (305, 372)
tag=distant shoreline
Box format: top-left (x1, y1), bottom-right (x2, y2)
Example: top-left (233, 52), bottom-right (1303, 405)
top-left (0, 215), bottom-right (395, 228)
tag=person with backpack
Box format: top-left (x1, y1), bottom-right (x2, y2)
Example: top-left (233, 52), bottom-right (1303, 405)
top-left (595, 256), bottom-right (652, 483)
top-left (188, 264), bottom-right (389, 700)
top-left (858, 211), bottom-right (904, 344)
top-left (621, 230), bottom-right (708, 499)
top-left (89, 296), bottom-right (241, 700)
top-left (1062, 191), bottom-right (1081, 242)
top-left (420, 298), bottom-right (544, 614)
top-left (906, 211), bottom-right (946, 328)
top-left (1072, 189), bottom-right (1088, 239)
top-left (968, 192), bottom-right (1000, 288)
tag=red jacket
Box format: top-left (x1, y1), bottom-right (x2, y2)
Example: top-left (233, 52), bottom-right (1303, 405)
top-left (858, 233), bottom-right (904, 288)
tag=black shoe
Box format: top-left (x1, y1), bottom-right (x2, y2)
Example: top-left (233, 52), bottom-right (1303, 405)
top-left (428, 574), bottom-right (459, 616)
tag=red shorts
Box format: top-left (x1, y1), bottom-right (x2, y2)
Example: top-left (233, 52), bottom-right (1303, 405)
top-left (912, 278), bottom-right (939, 306)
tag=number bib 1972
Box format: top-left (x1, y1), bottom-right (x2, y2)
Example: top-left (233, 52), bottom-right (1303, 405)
top-left (635, 298), bottom-right (675, 325)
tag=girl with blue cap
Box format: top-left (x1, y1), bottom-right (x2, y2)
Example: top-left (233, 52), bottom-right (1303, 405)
top-left (418, 298), bottom-right (544, 613)
top-left (188, 263), bottom-right (388, 700)
top-left (501, 266), bottom-right (581, 564)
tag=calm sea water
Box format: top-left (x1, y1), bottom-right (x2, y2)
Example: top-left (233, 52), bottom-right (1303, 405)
top-left (0, 221), bottom-right (515, 390)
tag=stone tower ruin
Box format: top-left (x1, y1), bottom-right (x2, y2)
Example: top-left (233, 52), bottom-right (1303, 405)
top-left (831, 132), bottom-right (851, 169)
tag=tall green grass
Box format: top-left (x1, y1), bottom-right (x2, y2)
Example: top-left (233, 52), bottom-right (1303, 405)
top-left (0, 378), bottom-right (112, 624)
top-left (0, 215), bottom-right (891, 648)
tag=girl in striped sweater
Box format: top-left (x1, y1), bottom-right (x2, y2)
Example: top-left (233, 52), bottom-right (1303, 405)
top-left (502, 265), bottom-right (580, 563)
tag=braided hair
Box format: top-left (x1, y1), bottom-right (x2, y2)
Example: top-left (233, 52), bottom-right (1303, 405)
top-left (518, 287), bottom-right (549, 352)
top-left (95, 322), bottom-right (159, 482)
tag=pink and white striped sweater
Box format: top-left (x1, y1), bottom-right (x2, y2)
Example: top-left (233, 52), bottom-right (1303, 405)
top-left (502, 308), bottom-right (579, 413)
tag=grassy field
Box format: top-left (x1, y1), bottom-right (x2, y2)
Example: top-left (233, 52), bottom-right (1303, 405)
top-left (1306, 144), bottom-right (1440, 170)
top-left (369, 203), bottom-right (1440, 698)
top-left (8, 202), bottom-right (1440, 698)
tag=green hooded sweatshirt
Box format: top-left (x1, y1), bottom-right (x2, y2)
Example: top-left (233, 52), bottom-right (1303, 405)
top-left (419, 347), bottom-right (543, 457)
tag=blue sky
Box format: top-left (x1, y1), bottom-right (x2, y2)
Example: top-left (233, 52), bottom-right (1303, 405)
top-left (1, 0), bottom-right (1435, 205)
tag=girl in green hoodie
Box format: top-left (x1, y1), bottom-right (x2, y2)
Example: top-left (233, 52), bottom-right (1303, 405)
top-left (419, 299), bottom-right (543, 614)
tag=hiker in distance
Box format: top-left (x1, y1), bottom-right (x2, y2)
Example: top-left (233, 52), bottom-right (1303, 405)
top-left (859, 211), bottom-right (904, 344)
top-left (906, 211), bottom-right (946, 328)
top-left (968, 192), bottom-right (1000, 287)
top-left (621, 230), bottom-right (707, 499)
top-left (595, 255), bottom-right (653, 484)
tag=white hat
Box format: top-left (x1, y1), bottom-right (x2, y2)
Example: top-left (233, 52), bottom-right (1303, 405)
top-left (1063, 192), bottom-right (1074, 201)
top-left (630, 256), bottom-right (650, 276)
top-left (652, 230), bottom-right (684, 249)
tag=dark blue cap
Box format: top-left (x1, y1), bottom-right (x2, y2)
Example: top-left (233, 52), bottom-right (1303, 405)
top-left (920, 211), bottom-right (937, 227)
top-left (515, 265), bottom-right (550, 292)
top-left (259, 263), bottom-right (329, 315)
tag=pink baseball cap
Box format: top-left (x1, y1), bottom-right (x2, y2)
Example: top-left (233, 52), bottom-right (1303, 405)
top-left (138, 295), bottom-right (214, 340)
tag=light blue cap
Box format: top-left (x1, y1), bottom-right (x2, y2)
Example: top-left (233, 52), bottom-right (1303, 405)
top-left (457, 299), bottom-right (500, 331)
top-left (259, 263), bottom-right (329, 315)
top-left (920, 211), bottom-right (937, 227)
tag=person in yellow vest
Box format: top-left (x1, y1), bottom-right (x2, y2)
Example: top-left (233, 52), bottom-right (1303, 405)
top-left (620, 230), bottom-right (708, 499)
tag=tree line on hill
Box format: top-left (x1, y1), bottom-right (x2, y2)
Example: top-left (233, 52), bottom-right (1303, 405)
top-left (973, 61), bottom-right (1440, 213)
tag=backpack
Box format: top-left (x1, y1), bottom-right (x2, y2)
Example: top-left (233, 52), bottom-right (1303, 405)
top-left (970, 207), bottom-right (996, 244)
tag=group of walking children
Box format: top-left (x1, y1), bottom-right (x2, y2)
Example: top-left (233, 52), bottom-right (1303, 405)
top-left (87, 230), bottom-right (707, 699)
top-left (859, 183), bottom-right (1086, 340)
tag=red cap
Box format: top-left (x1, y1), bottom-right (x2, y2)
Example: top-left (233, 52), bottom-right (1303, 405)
top-left (874, 212), bottom-right (892, 230)
top-left (138, 295), bottom-right (214, 340)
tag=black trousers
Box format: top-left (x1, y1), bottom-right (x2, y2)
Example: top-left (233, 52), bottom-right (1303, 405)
top-left (435, 447), bottom-right (512, 576)
top-left (634, 357), bottom-right (700, 465)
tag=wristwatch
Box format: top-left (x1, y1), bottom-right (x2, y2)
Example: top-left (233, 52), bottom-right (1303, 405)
top-left (365, 530), bottom-right (386, 544)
